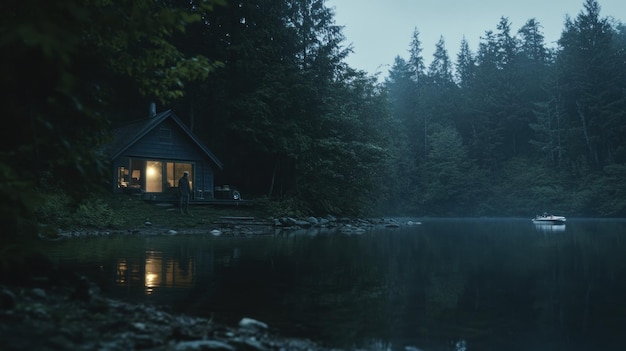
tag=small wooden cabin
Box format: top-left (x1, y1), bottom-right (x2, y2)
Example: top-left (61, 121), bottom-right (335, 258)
top-left (106, 109), bottom-right (223, 201)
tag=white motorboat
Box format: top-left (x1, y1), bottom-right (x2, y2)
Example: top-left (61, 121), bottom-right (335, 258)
top-left (532, 213), bottom-right (566, 224)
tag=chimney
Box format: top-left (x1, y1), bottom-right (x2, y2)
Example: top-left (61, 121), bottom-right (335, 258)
top-left (149, 102), bottom-right (157, 118)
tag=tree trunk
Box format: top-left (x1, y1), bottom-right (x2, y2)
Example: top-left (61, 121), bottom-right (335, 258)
top-left (268, 159), bottom-right (278, 198)
top-left (577, 101), bottom-right (598, 167)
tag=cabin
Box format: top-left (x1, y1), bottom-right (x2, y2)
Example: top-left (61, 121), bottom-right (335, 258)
top-left (106, 107), bottom-right (223, 202)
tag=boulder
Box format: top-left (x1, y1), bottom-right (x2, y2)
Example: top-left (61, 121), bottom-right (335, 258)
top-left (238, 317), bottom-right (269, 331)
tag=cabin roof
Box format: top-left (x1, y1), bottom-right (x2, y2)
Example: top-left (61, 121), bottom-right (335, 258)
top-left (107, 110), bottom-right (223, 170)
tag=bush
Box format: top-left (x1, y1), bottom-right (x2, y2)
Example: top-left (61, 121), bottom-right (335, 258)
top-left (35, 192), bottom-right (72, 226)
top-left (256, 196), bottom-right (307, 218)
top-left (35, 190), bottom-right (124, 229)
top-left (71, 197), bottom-right (124, 228)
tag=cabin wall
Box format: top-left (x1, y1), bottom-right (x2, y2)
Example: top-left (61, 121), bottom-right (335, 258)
top-left (126, 119), bottom-right (201, 161)
top-left (111, 119), bottom-right (217, 200)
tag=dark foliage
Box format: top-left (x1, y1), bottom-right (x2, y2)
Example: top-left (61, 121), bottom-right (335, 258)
top-left (1, 0), bottom-right (625, 247)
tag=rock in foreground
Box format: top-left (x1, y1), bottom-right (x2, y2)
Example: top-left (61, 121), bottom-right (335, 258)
top-left (0, 284), bottom-right (340, 351)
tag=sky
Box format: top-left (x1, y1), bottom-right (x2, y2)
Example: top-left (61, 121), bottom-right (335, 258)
top-left (325, 0), bottom-right (625, 79)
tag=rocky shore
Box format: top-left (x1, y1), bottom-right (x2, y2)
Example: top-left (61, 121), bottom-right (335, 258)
top-left (50, 215), bottom-right (414, 240)
top-left (0, 281), bottom-right (341, 351)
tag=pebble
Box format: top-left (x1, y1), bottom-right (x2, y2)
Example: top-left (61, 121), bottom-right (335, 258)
top-left (0, 286), bottom-right (339, 351)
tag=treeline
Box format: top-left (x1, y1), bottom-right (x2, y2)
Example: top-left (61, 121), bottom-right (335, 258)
top-left (1, 0), bottom-right (625, 239)
top-left (384, 0), bottom-right (626, 217)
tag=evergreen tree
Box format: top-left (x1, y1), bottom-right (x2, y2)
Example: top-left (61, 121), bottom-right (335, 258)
top-left (557, 0), bottom-right (623, 168)
top-left (454, 38), bottom-right (477, 147)
top-left (427, 36), bottom-right (455, 89)
top-left (384, 57), bottom-right (420, 213)
top-left (467, 29), bottom-right (503, 167)
top-left (418, 126), bottom-right (483, 215)
top-left (470, 17), bottom-right (537, 164)
top-left (407, 29), bottom-right (427, 161)
top-left (455, 37), bottom-right (477, 89)
top-left (423, 36), bottom-right (459, 151)
top-left (518, 18), bottom-right (551, 64)
top-left (408, 28), bottom-right (427, 83)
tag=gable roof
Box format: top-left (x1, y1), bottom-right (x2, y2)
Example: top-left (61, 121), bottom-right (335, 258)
top-left (107, 110), bottom-right (223, 170)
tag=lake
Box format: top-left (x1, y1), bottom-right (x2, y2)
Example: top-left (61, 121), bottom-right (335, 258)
top-left (45, 218), bottom-right (626, 351)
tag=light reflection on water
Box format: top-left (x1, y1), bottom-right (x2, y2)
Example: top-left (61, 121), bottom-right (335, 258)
top-left (45, 218), bottom-right (626, 351)
top-left (533, 222), bottom-right (567, 233)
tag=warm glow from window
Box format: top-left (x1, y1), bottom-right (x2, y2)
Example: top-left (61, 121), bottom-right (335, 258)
top-left (116, 259), bottom-right (127, 284)
top-left (167, 162), bottom-right (193, 190)
top-left (145, 251), bottom-right (162, 295)
top-left (146, 273), bottom-right (158, 287)
top-left (146, 161), bottom-right (163, 192)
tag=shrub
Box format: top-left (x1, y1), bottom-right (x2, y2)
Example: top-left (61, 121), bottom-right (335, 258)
top-left (71, 197), bottom-right (123, 228)
top-left (35, 192), bottom-right (72, 226)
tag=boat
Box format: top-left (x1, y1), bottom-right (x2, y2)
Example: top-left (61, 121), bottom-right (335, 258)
top-left (532, 213), bottom-right (566, 224)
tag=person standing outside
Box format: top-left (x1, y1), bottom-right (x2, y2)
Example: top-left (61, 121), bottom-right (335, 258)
top-left (178, 171), bottom-right (191, 214)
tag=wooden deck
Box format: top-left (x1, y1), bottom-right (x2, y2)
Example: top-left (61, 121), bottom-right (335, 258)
top-left (213, 216), bottom-right (271, 226)
top-left (190, 199), bottom-right (254, 206)
top-left (140, 192), bottom-right (254, 206)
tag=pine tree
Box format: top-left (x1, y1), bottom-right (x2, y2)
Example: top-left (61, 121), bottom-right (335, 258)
top-left (557, 0), bottom-right (622, 168)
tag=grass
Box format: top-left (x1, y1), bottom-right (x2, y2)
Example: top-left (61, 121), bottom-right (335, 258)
top-left (108, 194), bottom-right (264, 228)
top-left (37, 192), bottom-right (268, 231)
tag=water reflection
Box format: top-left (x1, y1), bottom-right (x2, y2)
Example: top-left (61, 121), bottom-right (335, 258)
top-left (533, 222), bottom-right (566, 233)
top-left (45, 219), bottom-right (626, 351)
top-left (112, 249), bottom-right (212, 295)
top-left (116, 259), bottom-right (128, 285)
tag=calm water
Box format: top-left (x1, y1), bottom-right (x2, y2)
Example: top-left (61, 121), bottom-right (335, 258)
top-left (45, 218), bottom-right (626, 351)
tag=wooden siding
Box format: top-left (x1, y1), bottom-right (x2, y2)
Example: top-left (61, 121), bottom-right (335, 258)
top-left (123, 119), bottom-right (203, 161)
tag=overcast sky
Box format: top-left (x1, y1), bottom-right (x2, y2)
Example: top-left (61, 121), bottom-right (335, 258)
top-left (325, 0), bottom-right (625, 78)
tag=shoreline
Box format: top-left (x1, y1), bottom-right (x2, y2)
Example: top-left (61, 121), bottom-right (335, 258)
top-left (1, 279), bottom-right (341, 351)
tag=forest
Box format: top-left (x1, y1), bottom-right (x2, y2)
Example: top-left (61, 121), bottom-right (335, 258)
top-left (1, 0), bottom-right (625, 240)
